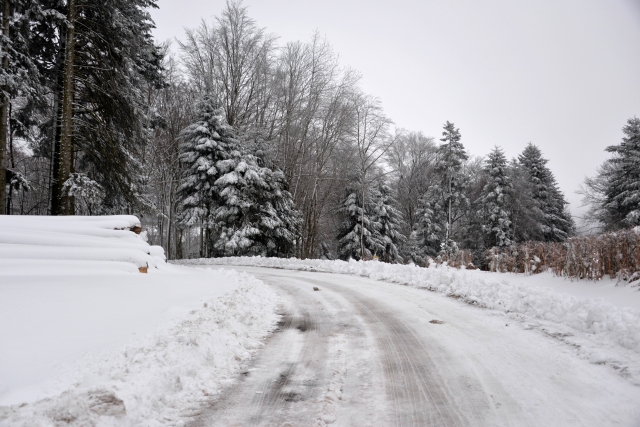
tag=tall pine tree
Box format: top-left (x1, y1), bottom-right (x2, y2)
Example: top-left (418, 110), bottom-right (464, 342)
top-left (177, 97), bottom-right (237, 256)
top-left (51, 0), bottom-right (163, 214)
top-left (518, 143), bottom-right (573, 241)
top-left (479, 146), bottom-right (513, 248)
top-left (178, 96), bottom-right (299, 257)
top-left (414, 121), bottom-right (469, 256)
top-left (603, 117), bottom-right (640, 227)
top-left (213, 151), bottom-right (299, 257)
top-left (336, 181), bottom-right (384, 261)
top-left (371, 181), bottom-right (405, 263)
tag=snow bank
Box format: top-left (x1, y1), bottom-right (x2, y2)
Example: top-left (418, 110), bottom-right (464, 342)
top-left (0, 216), bottom-right (280, 426)
top-left (0, 269), bottom-right (279, 427)
top-left (181, 257), bottom-right (640, 356)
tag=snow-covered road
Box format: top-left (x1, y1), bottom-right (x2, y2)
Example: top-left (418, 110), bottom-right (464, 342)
top-left (191, 266), bottom-right (640, 427)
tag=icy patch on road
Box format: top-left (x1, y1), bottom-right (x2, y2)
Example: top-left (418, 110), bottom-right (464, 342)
top-left (180, 257), bottom-right (640, 382)
top-left (0, 269), bottom-right (279, 427)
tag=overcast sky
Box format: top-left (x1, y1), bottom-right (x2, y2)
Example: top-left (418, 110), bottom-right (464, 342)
top-left (149, 0), bottom-right (640, 217)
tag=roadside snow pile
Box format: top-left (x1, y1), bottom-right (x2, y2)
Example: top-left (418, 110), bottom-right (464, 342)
top-left (0, 269), bottom-right (279, 427)
top-left (0, 215), bottom-right (165, 272)
top-left (0, 216), bottom-right (280, 426)
top-left (182, 257), bottom-right (640, 356)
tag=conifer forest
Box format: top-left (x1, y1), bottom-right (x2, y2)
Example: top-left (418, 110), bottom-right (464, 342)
top-left (2, 0), bottom-right (639, 267)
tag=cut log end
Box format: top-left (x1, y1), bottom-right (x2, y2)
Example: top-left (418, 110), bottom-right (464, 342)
top-left (139, 266), bottom-right (148, 274)
top-left (114, 226), bottom-right (142, 235)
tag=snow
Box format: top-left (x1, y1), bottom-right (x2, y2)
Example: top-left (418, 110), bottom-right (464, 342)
top-left (3, 214), bottom-right (639, 425)
top-left (181, 257), bottom-right (640, 382)
top-left (0, 215), bottom-right (164, 269)
top-left (467, 270), bottom-right (640, 311)
top-left (191, 265), bottom-right (640, 426)
top-left (0, 216), bottom-right (280, 427)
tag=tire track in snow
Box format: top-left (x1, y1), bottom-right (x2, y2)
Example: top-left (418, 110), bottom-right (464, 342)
top-left (191, 272), bottom-right (486, 427)
top-left (309, 279), bottom-right (471, 427)
top-left (190, 282), bottom-right (334, 426)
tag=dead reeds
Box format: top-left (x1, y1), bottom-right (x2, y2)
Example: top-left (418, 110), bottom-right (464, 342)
top-left (483, 227), bottom-right (640, 282)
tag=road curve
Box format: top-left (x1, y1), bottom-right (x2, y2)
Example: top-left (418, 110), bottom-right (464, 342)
top-left (189, 266), bottom-right (640, 427)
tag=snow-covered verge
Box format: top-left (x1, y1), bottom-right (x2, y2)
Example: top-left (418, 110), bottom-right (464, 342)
top-left (179, 257), bottom-right (640, 366)
top-left (0, 216), bottom-right (280, 427)
top-left (0, 269), bottom-right (279, 427)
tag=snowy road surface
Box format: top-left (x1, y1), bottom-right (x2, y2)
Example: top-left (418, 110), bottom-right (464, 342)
top-left (191, 266), bottom-right (640, 427)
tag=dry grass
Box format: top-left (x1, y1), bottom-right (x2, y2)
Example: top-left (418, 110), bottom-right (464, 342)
top-left (432, 250), bottom-right (475, 269)
top-left (483, 227), bottom-right (640, 282)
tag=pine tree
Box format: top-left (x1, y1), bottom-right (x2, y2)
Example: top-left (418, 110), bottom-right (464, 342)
top-left (371, 182), bottom-right (405, 263)
top-left (518, 143), bottom-right (573, 241)
top-left (457, 157), bottom-right (488, 264)
top-left (508, 159), bottom-right (544, 242)
top-left (414, 121), bottom-right (469, 256)
top-left (412, 192), bottom-right (442, 257)
top-left (178, 96), bottom-right (299, 257)
top-left (51, 0), bottom-right (164, 214)
top-left (479, 146), bottom-right (513, 247)
top-left (177, 97), bottom-right (237, 256)
top-left (213, 152), bottom-right (299, 257)
top-left (336, 182), bottom-right (383, 261)
top-left (603, 117), bottom-right (640, 227)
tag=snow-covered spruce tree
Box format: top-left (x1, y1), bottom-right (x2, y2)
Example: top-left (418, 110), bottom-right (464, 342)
top-left (507, 159), bottom-right (544, 243)
top-left (414, 121), bottom-right (469, 256)
top-left (478, 146), bottom-right (513, 248)
top-left (404, 231), bottom-right (426, 266)
top-left (579, 160), bottom-right (621, 232)
top-left (178, 96), bottom-right (299, 257)
top-left (518, 143), bottom-right (573, 241)
top-left (177, 97), bottom-right (237, 256)
top-left (602, 117), bottom-right (640, 228)
top-left (212, 152), bottom-right (299, 257)
top-left (412, 191), bottom-right (442, 258)
top-left (371, 182), bottom-right (405, 263)
top-left (336, 182), bottom-right (384, 261)
top-left (457, 157), bottom-right (489, 265)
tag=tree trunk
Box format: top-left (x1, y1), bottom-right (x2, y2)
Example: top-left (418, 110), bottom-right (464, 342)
top-left (200, 224), bottom-right (204, 258)
top-left (0, 0), bottom-right (10, 215)
top-left (50, 36), bottom-right (66, 215)
top-left (6, 100), bottom-right (13, 213)
top-left (56, 0), bottom-right (76, 215)
top-left (176, 229), bottom-right (183, 260)
top-left (360, 179), bottom-right (365, 260)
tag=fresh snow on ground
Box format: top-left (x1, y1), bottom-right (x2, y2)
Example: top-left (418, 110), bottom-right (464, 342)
top-left (0, 216), bottom-right (280, 427)
top-left (181, 256), bottom-right (640, 384)
top-left (3, 215), bottom-right (639, 425)
top-left (481, 270), bottom-right (640, 311)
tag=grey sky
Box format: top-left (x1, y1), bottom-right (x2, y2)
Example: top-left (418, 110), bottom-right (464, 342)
top-left (149, 0), bottom-right (640, 218)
